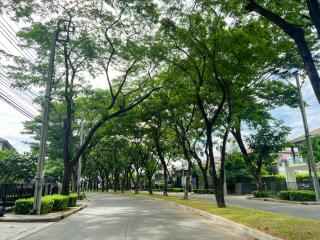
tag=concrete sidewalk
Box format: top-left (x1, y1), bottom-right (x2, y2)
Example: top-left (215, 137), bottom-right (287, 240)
top-left (152, 191), bottom-right (320, 221)
top-left (0, 222), bottom-right (53, 240)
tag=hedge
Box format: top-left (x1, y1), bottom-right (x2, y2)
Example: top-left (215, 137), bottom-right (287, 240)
top-left (79, 192), bottom-right (86, 200)
top-left (15, 193), bottom-right (79, 215)
top-left (193, 189), bottom-right (214, 194)
top-left (68, 193), bottom-right (78, 207)
top-left (15, 197), bottom-right (54, 215)
top-left (295, 172), bottom-right (320, 181)
top-left (277, 190), bottom-right (316, 201)
top-left (262, 174), bottom-right (286, 181)
top-left (167, 188), bottom-right (184, 192)
top-left (49, 194), bottom-right (69, 211)
top-left (252, 190), bottom-right (271, 198)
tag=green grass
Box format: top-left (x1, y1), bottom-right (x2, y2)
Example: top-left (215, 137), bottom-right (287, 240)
top-left (107, 191), bottom-right (320, 240)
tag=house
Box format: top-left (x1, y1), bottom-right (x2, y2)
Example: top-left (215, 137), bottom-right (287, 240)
top-left (275, 130), bottom-right (320, 188)
top-left (0, 137), bottom-right (14, 151)
top-left (170, 156), bottom-right (222, 190)
top-left (290, 128), bottom-right (320, 146)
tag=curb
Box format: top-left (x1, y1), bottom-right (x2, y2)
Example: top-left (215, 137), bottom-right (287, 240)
top-left (138, 195), bottom-right (282, 240)
top-left (247, 197), bottom-right (320, 205)
top-left (0, 203), bottom-right (87, 222)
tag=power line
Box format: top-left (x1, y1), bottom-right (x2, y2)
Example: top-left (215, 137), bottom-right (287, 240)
top-left (0, 16), bottom-right (37, 58)
top-left (0, 17), bottom-right (36, 60)
top-left (0, 90), bottom-right (36, 119)
top-left (0, 78), bottom-right (40, 113)
top-left (0, 74), bottom-right (39, 103)
top-left (0, 70), bottom-right (40, 98)
top-left (0, 25), bottom-right (34, 62)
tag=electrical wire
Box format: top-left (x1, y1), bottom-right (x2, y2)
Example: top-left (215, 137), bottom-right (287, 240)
top-left (0, 19), bottom-right (35, 60)
top-left (0, 90), bottom-right (36, 120)
top-left (0, 15), bottom-right (37, 59)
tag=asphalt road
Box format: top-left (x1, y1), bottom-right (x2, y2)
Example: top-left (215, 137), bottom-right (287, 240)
top-left (154, 192), bottom-right (320, 221)
top-left (20, 193), bottom-right (250, 240)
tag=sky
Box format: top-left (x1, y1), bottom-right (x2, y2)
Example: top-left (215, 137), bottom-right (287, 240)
top-left (0, 15), bottom-right (320, 153)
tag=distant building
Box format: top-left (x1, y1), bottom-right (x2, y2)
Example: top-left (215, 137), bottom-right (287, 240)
top-left (290, 128), bottom-right (320, 146)
top-left (0, 137), bottom-right (15, 151)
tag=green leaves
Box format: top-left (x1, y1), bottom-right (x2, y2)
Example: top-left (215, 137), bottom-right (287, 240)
top-left (0, 150), bottom-right (37, 183)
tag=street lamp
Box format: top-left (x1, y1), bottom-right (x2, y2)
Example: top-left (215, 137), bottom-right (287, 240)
top-left (277, 68), bottom-right (320, 201)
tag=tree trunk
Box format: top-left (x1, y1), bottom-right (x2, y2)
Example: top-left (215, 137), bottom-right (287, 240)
top-left (255, 173), bottom-right (264, 191)
top-left (183, 160), bottom-right (192, 200)
top-left (61, 162), bottom-right (71, 195)
top-left (101, 177), bottom-right (105, 192)
top-left (207, 129), bottom-right (226, 208)
top-left (163, 165), bottom-right (168, 196)
top-left (71, 167), bottom-right (78, 193)
top-left (200, 167), bottom-right (209, 189)
top-left (147, 176), bottom-right (153, 195)
top-left (106, 177), bottom-right (109, 192)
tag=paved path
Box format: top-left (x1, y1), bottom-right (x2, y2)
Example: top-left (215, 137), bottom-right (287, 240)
top-left (153, 192), bottom-right (320, 221)
top-left (17, 193), bottom-right (249, 240)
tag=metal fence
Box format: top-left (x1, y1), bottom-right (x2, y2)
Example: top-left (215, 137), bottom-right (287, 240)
top-left (239, 180), bottom-right (319, 195)
top-left (0, 183), bottom-right (55, 216)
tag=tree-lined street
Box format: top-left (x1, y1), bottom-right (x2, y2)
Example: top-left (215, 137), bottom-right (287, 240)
top-left (7, 193), bottom-right (248, 240)
top-left (1, 1), bottom-right (320, 239)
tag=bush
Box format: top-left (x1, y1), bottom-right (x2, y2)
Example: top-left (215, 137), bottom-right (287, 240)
top-left (15, 198), bottom-right (33, 214)
top-left (193, 189), bottom-right (214, 194)
top-left (278, 190), bottom-right (316, 201)
top-left (68, 193), bottom-right (78, 207)
top-left (167, 188), bottom-right (184, 192)
top-left (252, 190), bottom-right (271, 198)
top-left (79, 192), bottom-right (86, 200)
top-left (277, 190), bottom-right (290, 200)
top-left (49, 194), bottom-right (69, 211)
top-left (295, 172), bottom-right (320, 182)
top-left (262, 174), bottom-right (286, 181)
top-left (15, 197), bottom-right (54, 215)
top-left (40, 196), bottom-right (54, 214)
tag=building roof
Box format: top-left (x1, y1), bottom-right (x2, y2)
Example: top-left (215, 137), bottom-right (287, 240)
top-left (0, 137), bottom-right (14, 150)
top-left (290, 128), bottom-right (320, 144)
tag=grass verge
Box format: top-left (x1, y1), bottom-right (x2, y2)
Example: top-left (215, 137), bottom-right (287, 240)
top-left (107, 191), bottom-right (320, 240)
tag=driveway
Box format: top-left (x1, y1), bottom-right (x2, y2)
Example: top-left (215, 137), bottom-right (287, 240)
top-left (18, 193), bottom-right (249, 240)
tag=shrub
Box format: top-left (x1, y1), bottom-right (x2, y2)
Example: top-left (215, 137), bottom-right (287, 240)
top-left (252, 190), bottom-right (271, 198)
top-left (167, 188), bottom-right (184, 192)
top-left (278, 190), bottom-right (316, 201)
top-left (40, 196), bottom-right (54, 214)
top-left (15, 198), bottom-right (33, 214)
top-left (193, 189), bottom-right (214, 194)
top-left (295, 172), bottom-right (320, 182)
top-left (79, 192), bottom-right (86, 200)
top-left (262, 174), bottom-right (286, 181)
top-left (49, 194), bottom-right (69, 211)
top-left (15, 197), bottom-right (54, 215)
top-left (68, 193), bottom-right (78, 207)
top-left (277, 190), bottom-right (290, 200)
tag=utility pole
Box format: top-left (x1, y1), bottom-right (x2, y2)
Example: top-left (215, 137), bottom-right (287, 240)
top-left (293, 70), bottom-right (320, 202)
top-left (32, 28), bottom-right (59, 215)
top-left (33, 20), bottom-right (75, 214)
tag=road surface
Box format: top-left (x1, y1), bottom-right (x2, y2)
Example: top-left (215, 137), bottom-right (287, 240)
top-left (18, 193), bottom-right (249, 240)
top-left (153, 191), bottom-right (320, 221)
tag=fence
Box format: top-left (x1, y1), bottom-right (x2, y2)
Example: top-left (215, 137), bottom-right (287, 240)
top-left (0, 183), bottom-right (55, 216)
top-left (238, 180), bottom-right (320, 195)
